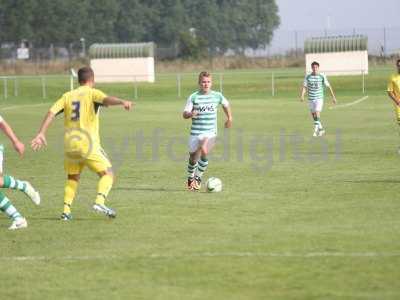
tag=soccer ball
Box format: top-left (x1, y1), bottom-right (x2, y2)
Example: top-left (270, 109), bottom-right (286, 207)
top-left (206, 177), bottom-right (222, 193)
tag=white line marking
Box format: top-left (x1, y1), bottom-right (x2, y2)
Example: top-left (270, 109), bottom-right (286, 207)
top-left (150, 252), bottom-right (400, 258)
top-left (330, 96), bottom-right (369, 109)
top-left (1, 103), bottom-right (49, 111)
top-left (2, 252), bottom-right (400, 261)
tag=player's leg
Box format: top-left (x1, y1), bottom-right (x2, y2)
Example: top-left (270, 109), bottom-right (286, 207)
top-left (0, 148), bottom-right (27, 229)
top-left (194, 137), bottom-right (216, 188)
top-left (310, 101), bottom-right (324, 136)
top-left (395, 106), bottom-right (400, 153)
top-left (309, 101), bottom-right (319, 136)
top-left (0, 191), bottom-right (27, 230)
top-left (62, 174), bottom-right (80, 220)
top-left (188, 150), bottom-right (202, 190)
top-left (315, 100), bottom-right (325, 136)
top-left (316, 112), bottom-right (325, 136)
top-left (0, 176), bottom-right (40, 205)
top-left (92, 170), bottom-right (115, 218)
top-left (187, 151), bottom-right (201, 190)
top-left (62, 159), bottom-right (83, 220)
top-left (86, 149), bottom-right (116, 218)
top-left (0, 146), bottom-right (40, 205)
top-left (311, 111), bottom-right (323, 136)
top-left (187, 136), bottom-right (201, 190)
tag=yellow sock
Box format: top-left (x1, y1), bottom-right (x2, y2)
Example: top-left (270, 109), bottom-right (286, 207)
top-left (64, 179), bottom-right (78, 214)
top-left (95, 174), bottom-right (113, 205)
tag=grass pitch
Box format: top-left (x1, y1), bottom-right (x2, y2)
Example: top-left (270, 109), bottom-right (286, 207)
top-left (0, 68), bottom-right (399, 299)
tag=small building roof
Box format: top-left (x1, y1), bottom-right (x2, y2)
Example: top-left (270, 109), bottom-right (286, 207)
top-left (304, 35), bottom-right (367, 54)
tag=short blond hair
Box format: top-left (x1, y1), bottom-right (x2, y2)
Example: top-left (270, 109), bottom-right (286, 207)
top-left (198, 71), bottom-right (211, 83)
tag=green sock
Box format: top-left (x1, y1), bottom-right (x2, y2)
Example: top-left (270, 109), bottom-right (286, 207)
top-left (2, 175), bottom-right (26, 192)
top-left (195, 157), bottom-right (209, 178)
top-left (313, 116), bottom-right (322, 129)
top-left (187, 160), bottom-right (198, 179)
top-left (0, 192), bottom-right (22, 220)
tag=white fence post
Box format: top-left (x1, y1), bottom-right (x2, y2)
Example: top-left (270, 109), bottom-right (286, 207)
top-left (41, 77), bottom-right (47, 99)
top-left (219, 73), bottom-right (223, 93)
top-left (70, 75), bottom-right (74, 91)
top-left (271, 73), bottom-right (275, 97)
top-left (14, 77), bottom-right (18, 97)
top-left (362, 70), bottom-right (365, 94)
top-left (3, 78), bottom-right (7, 100)
top-left (134, 77), bottom-right (138, 99)
top-left (177, 74), bottom-right (181, 98)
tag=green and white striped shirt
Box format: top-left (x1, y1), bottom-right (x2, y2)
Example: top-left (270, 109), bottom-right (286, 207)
top-left (303, 73), bottom-right (330, 101)
top-left (184, 90), bottom-right (229, 136)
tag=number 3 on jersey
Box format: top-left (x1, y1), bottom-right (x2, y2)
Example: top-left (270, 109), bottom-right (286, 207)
top-left (71, 101), bottom-right (80, 121)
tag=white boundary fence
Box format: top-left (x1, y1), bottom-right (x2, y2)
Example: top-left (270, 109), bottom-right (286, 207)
top-left (0, 69), bottom-right (378, 101)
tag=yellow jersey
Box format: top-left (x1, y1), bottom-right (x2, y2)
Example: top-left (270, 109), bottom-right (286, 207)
top-left (387, 74), bottom-right (400, 98)
top-left (50, 85), bottom-right (106, 154)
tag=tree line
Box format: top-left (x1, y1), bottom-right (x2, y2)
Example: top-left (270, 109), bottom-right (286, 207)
top-left (0, 0), bottom-right (280, 57)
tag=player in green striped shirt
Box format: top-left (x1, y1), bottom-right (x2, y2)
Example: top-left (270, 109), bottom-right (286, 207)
top-left (183, 71), bottom-right (233, 190)
top-left (0, 115), bottom-right (40, 230)
top-left (301, 61), bottom-right (337, 136)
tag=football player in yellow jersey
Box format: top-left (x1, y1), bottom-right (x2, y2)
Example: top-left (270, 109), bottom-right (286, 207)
top-left (387, 59), bottom-right (400, 152)
top-left (31, 67), bottom-right (133, 220)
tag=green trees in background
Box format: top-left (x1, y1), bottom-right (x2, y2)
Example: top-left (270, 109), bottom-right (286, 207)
top-left (0, 0), bottom-right (280, 57)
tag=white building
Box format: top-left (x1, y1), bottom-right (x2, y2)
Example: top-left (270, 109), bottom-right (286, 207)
top-left (89, 43), bottom-right (155, 83)
top-left (304, 35), bottom-right (368, 75)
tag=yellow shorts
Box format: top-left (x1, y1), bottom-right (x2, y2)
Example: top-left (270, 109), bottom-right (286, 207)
top-left (396, 106), bottom-right (400, 125)
top-left (64, 147), bottom-right (112, 175)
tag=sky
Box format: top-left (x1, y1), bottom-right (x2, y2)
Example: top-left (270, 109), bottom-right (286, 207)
top-left (265, 0), bottom-right (400, 54)
top-left (276, 0), bottom-right (400, 30)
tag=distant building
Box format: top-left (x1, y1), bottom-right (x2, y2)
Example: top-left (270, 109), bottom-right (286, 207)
top-left (89, 43), bottom-right (155, 83)
top-left (304, 35), bottom-right (368, 75)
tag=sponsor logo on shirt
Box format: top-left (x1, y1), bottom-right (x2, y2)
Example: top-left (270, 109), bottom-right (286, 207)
top-left (197, 104), bottom-right (216, 113)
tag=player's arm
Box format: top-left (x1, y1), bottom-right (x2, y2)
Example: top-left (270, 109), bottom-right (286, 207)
top-left (182, 96), bottom-right (198, 119)
top-left (388, 91), bottom-right (400, 106)
top-left (31, 111), bottom-right (56, 151)
top-left (92, 89), bottom-right (132, 110)
top-left (328, 86), bottom-right (337, 104)
top-left (221, 96), bottom-right (232, 128)
top-left (0, 118), bottom-right (24, 156)
top-left (324, 75), bottom-right (337, 104)
top-left (300, 76), bottom-right (308, 101)
top-left (387, 78), bottom-right (400, 105)
top-left (102, 96), bottom-right (133, 110)
top-left (183, 111), bottom-right (198, 119)
top-left (300, 86), bottom-right (307, 102)
top-left (222, 105), bottom-right (233, 128)
top-left (31, 97), bottom-right (64, 151)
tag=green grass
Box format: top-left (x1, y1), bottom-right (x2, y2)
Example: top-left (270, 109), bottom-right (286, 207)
top-left (0, 67), bottom-right (399, 299)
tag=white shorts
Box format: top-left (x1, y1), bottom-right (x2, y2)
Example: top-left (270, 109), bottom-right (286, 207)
top-left (309, 99), bottom-right (324, 113)
top-left (188, 133), bottom-right (216, 154)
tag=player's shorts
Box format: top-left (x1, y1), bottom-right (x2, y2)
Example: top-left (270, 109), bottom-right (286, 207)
top-left (0, 144), bottom-right (4, 174)
top-left (64, 147), bottom-right (112, 175)
top-left (309, 99), bottom-right (324, 113)
top-left (395, 105), bottom-right (400, 125)
top-left (188, 133), bottom-right (217, 153)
